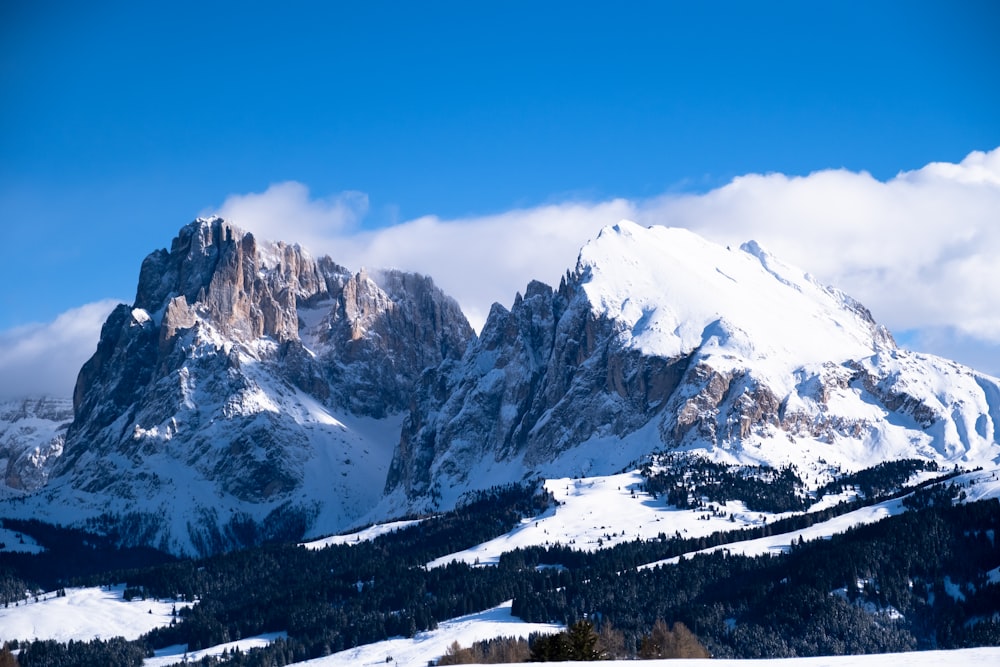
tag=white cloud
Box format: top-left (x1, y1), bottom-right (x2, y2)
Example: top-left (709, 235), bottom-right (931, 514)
top-left (333, 201), bottom-right (638, 330)
top-left (0, 300), bottom-right (120, 401)
top-left (207, 182), bottom-right (369, 252)
top-left (635, 147), bottom-right (1000, 345)
top-left (206, 148), bottom-right (1000, 376)
top-left (203, 149), bottom-right (1000, 373)
top-left (9, 149), bottom-right (996, 402)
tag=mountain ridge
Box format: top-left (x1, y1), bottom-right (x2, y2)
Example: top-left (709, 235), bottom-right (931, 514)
top-left (380, 220), bottom-right (999, 516)
top-left (0, 397), bottom-right (72, 494)
top-left (2, 217), bottom-right (998, 555)
top-left (2, 217), bottom-right (474, 555)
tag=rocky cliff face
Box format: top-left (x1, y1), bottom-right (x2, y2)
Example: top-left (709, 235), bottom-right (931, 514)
top-left (0, 398), bottom-right (72, 494)
top-left (33, 217), bottom-right (474, 555)
top-left (383, 222), bottom-right (1000, 512)
top-left (6, 218), bottom-right (999, 553)
top-left (385, 276), bottom-right (692, 502)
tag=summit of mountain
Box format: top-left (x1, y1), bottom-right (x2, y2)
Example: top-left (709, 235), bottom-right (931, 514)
top-left (4, 217), bottom-right (474, 555)
top-left (2, 218), bottom-right (998, 556)
top-left (381, 220), bottom-right (999, 513)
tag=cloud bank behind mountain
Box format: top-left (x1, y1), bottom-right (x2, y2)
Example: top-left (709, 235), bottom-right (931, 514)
top-left (3, 148), bottom-right (997, 400)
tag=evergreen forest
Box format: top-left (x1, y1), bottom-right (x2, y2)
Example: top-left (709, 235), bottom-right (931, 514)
top-left (1, 466), bottom-right (998, 666)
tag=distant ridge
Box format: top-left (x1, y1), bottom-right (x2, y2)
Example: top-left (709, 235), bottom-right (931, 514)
top-left (3, 218), bottom-right (998, 555)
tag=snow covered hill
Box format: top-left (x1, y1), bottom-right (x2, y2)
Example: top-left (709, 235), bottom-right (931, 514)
top-left (383, 221), bottom-right (1000, 516)
top-left (0, 585), bottom-right (182, 643)
top-left (0, 218), bottom-right (473, 556)
top-left (4, 565), bottom-right (998, 667)
top-left (2, 218), bottom-right (999, 558)
top-left (0, 397), bottom-right (71, 496)
top-left (309, 646), bottom-right (1000, 667)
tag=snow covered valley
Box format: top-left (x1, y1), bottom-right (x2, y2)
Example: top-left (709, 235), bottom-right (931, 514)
top-left (2, 463), bottom-right (999, 666)
top-left (3, 220), bottom-right (1000, 665)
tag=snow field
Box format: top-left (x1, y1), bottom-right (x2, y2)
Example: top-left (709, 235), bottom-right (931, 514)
top-left (0, 525), bottom-right (43, 554)
top-left (427, 469), bottom-right (849, 569)
top-left (299, 600), bottom-right (561, 666)
top-left (144, 632), bottom-right (287, 667)
top-left (363, 646), bottom-right (1000, 667)
top-left (428, 466), bottom-right (1000, 571)
top-left (640, 497), bottom-right (907, 569)
top-left (579, 222), bottom-right (878, 372)
top-left (302, 518), bottom-right (425, 550)
top-left (0, 584), bottom-right (185, 642)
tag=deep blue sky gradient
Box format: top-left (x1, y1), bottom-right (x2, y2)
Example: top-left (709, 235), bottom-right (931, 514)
top-left (1, 1), bottom-right (998, 328)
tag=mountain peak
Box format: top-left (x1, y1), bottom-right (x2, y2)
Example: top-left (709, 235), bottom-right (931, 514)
top-left (3, 218), bottom-right (476, 555)
top-left (577, 222), bottom-right (888, 370)
top-left (385, 222), bottom-right (998, 513)
top-left (5, 219), bottom-right (998, 556)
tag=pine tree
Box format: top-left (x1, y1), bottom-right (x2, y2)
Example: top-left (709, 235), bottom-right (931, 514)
top-left (566, 620), bottom-right (601, 660)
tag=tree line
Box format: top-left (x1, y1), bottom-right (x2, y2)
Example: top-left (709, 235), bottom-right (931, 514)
top-left (2, 469), bottom-right (997, 665)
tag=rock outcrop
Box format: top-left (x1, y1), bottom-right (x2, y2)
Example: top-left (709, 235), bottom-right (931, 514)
top-left (0, 397), bottom-right (72, 493)
top-left (34, 217), bottom-right (474, 555)
top-left (6, 218), bottom-right (999, 553)
top-left (383, 222), bottom-right (1000, 511)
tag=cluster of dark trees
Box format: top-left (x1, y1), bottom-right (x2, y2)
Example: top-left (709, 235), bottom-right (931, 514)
top-left (523, 618), bottom-right (709, 662)
top-left (0, 571), bottom-right (29, 607)
top-left (641, 455), bottom-right (954, 516)
top-left (9, 637), bottom-right (146, 667)
top-left (528, 620), bottom-right (603, 661)
top-left (2, 469), bottom-right (998, 666)
top-left (816, 459), bottom-right (941, 500)
top-left (0, 518), bottom-right (175, 605)
top-left (640, 453), bottom-right (810, 513)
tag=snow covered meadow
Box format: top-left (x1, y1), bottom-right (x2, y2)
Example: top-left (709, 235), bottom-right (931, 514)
top-left (0, 585), bottom-right (181, 643)
top-left (2, 465), bottom-right (998, 666)
top-left (2, 587), bottom-right (998, 667)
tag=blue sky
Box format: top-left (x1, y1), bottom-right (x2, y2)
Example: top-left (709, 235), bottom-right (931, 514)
top-left (1, 1), bottom-right (999, 397)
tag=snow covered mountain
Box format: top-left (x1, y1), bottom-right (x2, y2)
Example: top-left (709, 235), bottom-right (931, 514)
top-left (0, 397), bottom-right (72, 494)
top-left (3, 217), bottom-right (473, 555)
top-left (3, 218), bottom-right (999, 555)
top-left (383, 221), bottom-right (1000, 512)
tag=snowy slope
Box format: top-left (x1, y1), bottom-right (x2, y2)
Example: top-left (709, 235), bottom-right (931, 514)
top-left (385, 221), bottom-right (1000, 518)
top-left (313, 647), bottom-right (1000, 667)
top-left (0, 585), bottom-right (184, 642)
top-left (578, 222), bottom-right (884, 370)
top-left (145, 633), bottom-right (287, 667)
top-left (302, 518), bottom-right (426, 550)
top-left (300, 601), bottom-right (561, 667)
top-left (639, 498), bottom-right (911, 570)
top-left (0, 397), bottom-right (71, 495)
top-left (0, 218), bottom-right (472, 556)
top-left (6, 321), bottom-right (406, 556)
top-left (427, 470), bottom-right (777, 568)
top-left (0, 524), bottom-right (44, 554)
top-left (426, 466), bottom-right (1000, 570)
